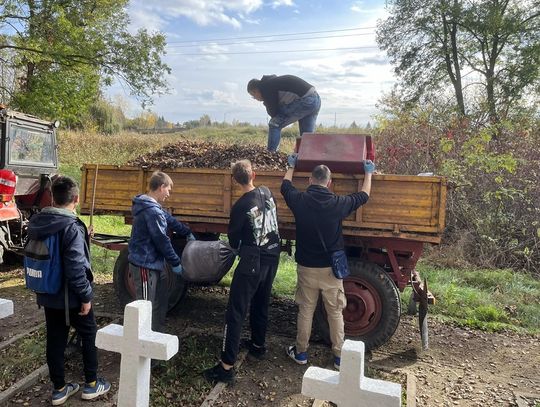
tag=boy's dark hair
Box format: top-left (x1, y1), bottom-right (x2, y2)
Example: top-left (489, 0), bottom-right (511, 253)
top-left (247, 79), bottom-right (260, 92)
top-left (311, 165), bottom-right (331, 185)
top-left (231, 160), bottom-right (253, 186)
top-left (149, 171), bottom-right (173, 191)
top-left (52, 176), bottom-right (79, 206)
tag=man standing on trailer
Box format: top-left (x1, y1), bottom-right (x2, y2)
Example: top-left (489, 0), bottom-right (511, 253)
top-left (281, 155), bottom-right (375, 369)
top-left (247, 74), bottom-right (321, 151)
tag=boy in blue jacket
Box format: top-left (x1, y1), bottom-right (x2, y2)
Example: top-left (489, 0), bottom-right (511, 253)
top-left (128, 171), bottom-right (194, 333)
top-left (27, 176), bottom-right (110, 405)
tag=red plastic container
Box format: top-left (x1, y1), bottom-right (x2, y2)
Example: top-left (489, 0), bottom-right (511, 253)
top-left (0, 170), bottom-right (16, 202)
top-left (295, 133), bottom-right (375, 174)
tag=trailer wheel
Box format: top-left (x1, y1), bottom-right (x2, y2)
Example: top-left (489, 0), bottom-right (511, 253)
top-left (112, 248), bottom-right (188, 312)
top-left (314, 260), bottom-right (401, 350)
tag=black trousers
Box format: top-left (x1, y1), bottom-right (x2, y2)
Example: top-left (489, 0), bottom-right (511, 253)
top-left (130, 264), bottom-right (168, 333)
top-left (44, 307), bottom-right (98, 389)
top-left (221, 260), bottom-right (279, 366)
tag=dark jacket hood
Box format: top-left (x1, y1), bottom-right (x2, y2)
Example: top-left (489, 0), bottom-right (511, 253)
top-left (260, 74), bottom-right (277, 82)
top-left (304, 185), bottom-right (336, 210)
top-left (132, 194), bottom-right (161, 216)
top-left (27, 207), bottom-right (78, 240)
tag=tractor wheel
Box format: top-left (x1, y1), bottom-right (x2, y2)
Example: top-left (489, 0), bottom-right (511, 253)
top-left (314, 260), bottom-right (401, 350)
top-left (112, 248), bottom-right (188, 313)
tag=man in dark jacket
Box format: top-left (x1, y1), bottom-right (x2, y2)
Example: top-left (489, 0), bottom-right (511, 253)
top-left (247, 74), bottom-right (321, 151)
top-left (27, 176), bottom-right (110, 405)
top-left (128, 171), bottom-right (194, 333)
top-left (281, 156), bottom-right (375, 369)
top-left (203, 160), bottom-right (280, 385)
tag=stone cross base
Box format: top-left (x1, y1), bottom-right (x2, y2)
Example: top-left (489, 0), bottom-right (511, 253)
top-left (0, 298), bottom-right (14, 319)
top-left (302, 340), bottom-right (401, 407)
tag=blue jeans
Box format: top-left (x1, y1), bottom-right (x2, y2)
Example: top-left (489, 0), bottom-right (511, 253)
top-left (267, 91), bottom-right (321, 151)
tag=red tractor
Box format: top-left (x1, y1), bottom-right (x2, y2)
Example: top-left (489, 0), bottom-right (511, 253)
top-left (0, 109), bottom-right (59, 263)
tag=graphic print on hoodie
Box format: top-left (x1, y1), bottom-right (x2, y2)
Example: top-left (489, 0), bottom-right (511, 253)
top-left (228, 187), bottom-right (280, 263)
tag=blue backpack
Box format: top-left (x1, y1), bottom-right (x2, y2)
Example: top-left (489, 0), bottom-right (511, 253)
top-left (24, 234), bottom-right (63, 294)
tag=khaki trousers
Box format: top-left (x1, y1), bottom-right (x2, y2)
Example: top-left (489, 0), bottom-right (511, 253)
top-left (295, 264), bottom-right (347, 357)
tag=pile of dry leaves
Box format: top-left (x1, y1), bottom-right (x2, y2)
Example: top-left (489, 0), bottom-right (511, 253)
top-left (128, 140), bottom-right (288, 171)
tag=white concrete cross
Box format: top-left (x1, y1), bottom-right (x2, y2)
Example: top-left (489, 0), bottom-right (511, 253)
top-left (302, 340), bottom-right (402, 407)
top-left (0, 298), bottom-right (14, 319)
top-left (96, 300), bottom-right (179, 407)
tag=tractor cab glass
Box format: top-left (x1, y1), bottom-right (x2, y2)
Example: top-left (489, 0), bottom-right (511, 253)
top-left (8, 124), bottom-right (56, 168)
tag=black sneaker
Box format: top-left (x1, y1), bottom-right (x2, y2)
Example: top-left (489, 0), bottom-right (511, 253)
top-left (203, 363), bottom-right (235, 385)
top-left (243, 339), bottom-right (267, 360)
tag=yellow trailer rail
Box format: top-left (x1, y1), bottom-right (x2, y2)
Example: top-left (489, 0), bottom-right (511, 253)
top-left (80, 164), bottom-right (446, 244)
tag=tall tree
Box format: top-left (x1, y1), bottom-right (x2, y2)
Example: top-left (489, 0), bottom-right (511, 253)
top-left (0, 0), bottom-right (170, 125)
top-left (377, 0), bottom-right (540, 120)
top-left (377, 0), bottom-right (466, 115)
top-left (460, 0), bottom-right (540, 120)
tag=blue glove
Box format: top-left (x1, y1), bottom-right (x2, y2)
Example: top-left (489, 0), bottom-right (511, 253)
top-left (171, 264), bottom-right (183, 275)
top-left (186, 233), bottom-right (196, 241)
top-left (363, 160), bottom-right (376, 174)
top-left (287, 153), bottom-right (298, 168)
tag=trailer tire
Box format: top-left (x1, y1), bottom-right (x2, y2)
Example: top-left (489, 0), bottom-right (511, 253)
top-left (113, 248), bottom-right (188, 313)
top-left (314, 260), bottom-right (401, 350)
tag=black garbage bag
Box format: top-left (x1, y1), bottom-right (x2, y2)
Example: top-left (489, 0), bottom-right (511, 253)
top-left (181, 240), bottom-right (237, 283)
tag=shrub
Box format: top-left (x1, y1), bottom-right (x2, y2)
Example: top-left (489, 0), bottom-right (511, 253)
top-left (375, 105), bottom-right (540, 274)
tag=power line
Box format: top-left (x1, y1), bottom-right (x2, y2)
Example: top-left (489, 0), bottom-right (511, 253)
top-left (166, 26), bottom-right (377, 44)
top-left (166, 32), bottom-right (376, 48)
top-left (168, 45), bottom-right (380, 56)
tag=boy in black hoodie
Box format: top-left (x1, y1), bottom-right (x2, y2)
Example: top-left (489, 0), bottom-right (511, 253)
top-left (27, 176), bottom-right (110, 405)
top-left (203, 160), bottom-right (280, 384)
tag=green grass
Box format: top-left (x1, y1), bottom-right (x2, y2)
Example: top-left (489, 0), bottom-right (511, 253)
top-left (151, 335), bottom-right (220, 406)
top-left (0, 328), bottom-right (46, 391)
top-left (407, 263), bottom-right (540, 333)
top-left (77, 215), bottom-right (131, 276)
top-left (219, 252), bottom-right (298, 298)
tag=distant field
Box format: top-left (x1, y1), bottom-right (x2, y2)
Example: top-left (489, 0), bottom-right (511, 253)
top-left (58, 125), bottom-right (303, 182)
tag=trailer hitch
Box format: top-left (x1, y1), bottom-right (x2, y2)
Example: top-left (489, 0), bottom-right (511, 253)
top-left (411, 274), bottom-right (435, 350)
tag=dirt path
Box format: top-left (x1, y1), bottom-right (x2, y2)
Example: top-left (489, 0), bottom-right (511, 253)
top-left (371, 317), bottom-right (539, 406)
top-left (0, 269), bottom-right (44, 342)
top-left (2, 275), bottom-right (539, 406)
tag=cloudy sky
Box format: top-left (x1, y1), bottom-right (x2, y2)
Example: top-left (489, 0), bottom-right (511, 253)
top-left (119, 0), bottom-right (394, 127)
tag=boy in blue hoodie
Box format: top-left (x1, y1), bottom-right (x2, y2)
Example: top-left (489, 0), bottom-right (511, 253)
top-left (128, 171), bottom-right (194, 333)
top-left (27, 176), bottom-right (110, 405)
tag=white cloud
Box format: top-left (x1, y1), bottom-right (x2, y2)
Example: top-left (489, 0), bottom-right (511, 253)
top-left (272, 0), bottom-right (295, 8)
top-left (129, 0), bottom-right (264, 31)
top-left (178, 87), bottom-right (238, 106)
top-left (197, 43), bottom-right (231, 61)
top-left (280, 45), bottom-right (395, 125)
top-left (129, 7), bottom-right (167, 32)
top-left (350, 0), bottom-right (385, 15)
